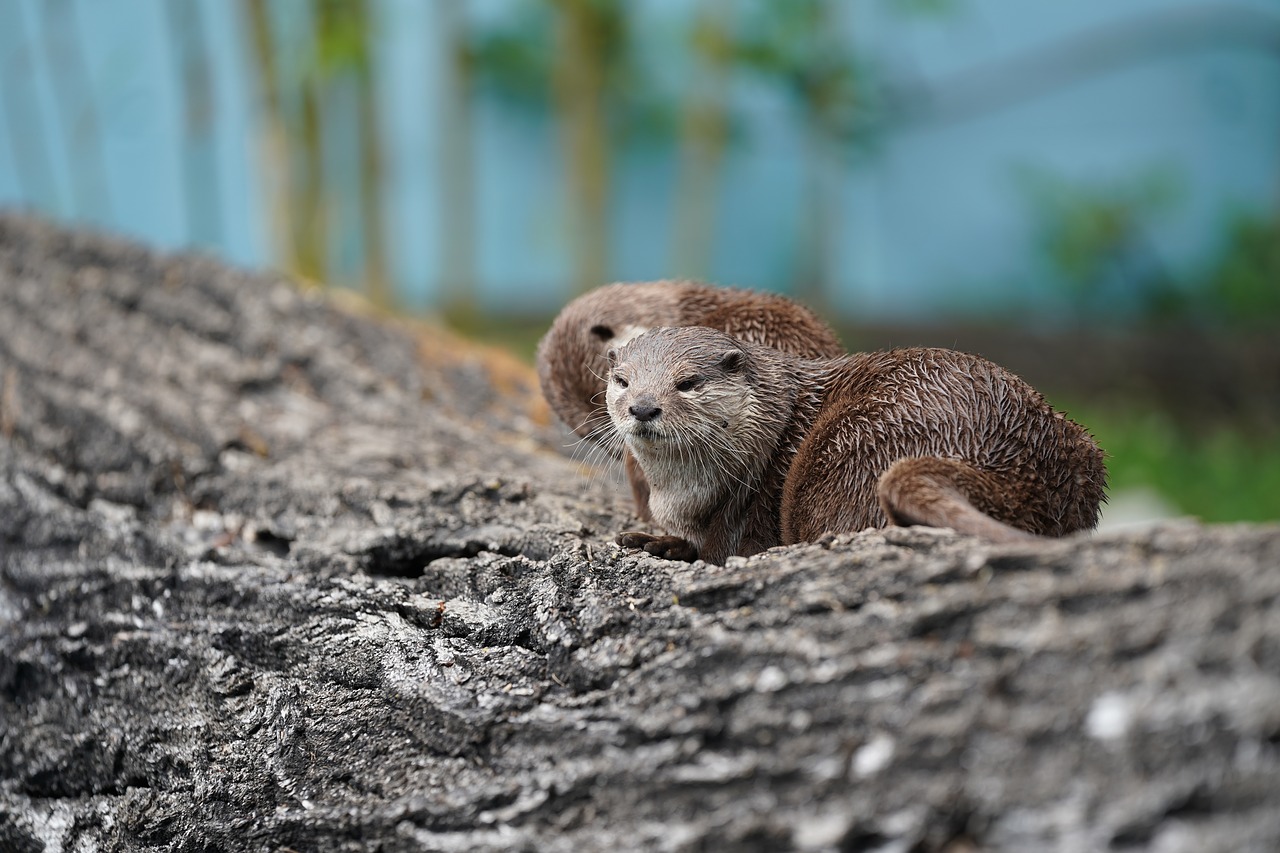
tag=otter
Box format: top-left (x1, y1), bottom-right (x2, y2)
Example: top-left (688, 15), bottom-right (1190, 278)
top-left (605, 326), bottom-right (1106, 564)
top-left (536, 281), bottom-right (844, 519)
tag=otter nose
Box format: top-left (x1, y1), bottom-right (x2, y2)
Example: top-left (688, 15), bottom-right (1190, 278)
top-left (629, 402), bottom-right (662, 422)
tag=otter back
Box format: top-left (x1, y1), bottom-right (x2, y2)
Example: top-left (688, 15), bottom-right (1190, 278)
top-left (606, 327), bottom-right (1107, 563)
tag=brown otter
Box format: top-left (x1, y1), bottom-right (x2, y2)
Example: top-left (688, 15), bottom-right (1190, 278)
top-left (605, 326), bottom-right (1106, 563)
top-left (536, 281), bottom-right (844, 519)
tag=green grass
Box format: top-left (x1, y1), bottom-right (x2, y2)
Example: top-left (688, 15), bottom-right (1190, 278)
top-left (1060, 401), bottom-right (1280, 524)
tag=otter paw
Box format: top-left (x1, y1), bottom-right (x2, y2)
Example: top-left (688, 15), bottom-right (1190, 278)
top-left (616, 532), bottom-right (699, 562)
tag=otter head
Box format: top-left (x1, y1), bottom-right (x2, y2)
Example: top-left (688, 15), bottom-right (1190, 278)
top-left (604, 327), bottom-right (760, 477)
top-left (536, 283), bottom-right (687, 444)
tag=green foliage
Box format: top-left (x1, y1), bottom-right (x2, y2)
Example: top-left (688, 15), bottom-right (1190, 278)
top-left (466, 0), bottom-right (676, 142)
top-left (314, 0), bottom-right (371, 77)
top-left (890, 0), bottom-right (960, 14)
top-left (1026, 170), bottom-right (1178, 282)
top-left (1019, 167), bottom-right (1184, 320)
top-left (1201, 213), bottom-right (1280, 328)
top-left (463, 0), bottom-right (953, 151)
top-left (1021, 167), bottom-right (1280, 331)
top-left (1066, 401), bottom-right (1280, 523)
top-left (444, 311), bottom-right (547, 364)
top-left (733, 0), bottom-right (880, 148)
top-left (467, 2), bottom-right (556, 108)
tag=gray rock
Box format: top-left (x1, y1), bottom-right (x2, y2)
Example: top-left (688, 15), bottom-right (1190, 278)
top-left (2, 214), bottom-right (1279, 852)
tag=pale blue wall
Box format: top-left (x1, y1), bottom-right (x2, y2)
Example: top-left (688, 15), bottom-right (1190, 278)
top-left (0, 0), bottom-right (265, 266)
top-left (0, 0), bottom-right (1276, 320)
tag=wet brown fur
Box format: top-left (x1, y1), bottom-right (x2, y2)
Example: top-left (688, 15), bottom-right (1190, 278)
top-left (536, 281), bottom-right (844, 519)
top-left (606, 327), bottom-right (1107, 564)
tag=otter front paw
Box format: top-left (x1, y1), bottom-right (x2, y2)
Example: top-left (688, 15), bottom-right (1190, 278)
top-left (616, 531), bottom-right (699, 562)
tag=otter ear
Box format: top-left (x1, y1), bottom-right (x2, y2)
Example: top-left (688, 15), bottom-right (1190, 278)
top-left (606, 347), bottom-right (619, 366)
top-left (590, 324), bottom-right (614, 342)
top-left (718, 349), bottom-right (744, 373)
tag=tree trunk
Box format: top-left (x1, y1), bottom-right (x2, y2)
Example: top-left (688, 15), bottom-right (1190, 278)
top-left (3, 214), bottom-right (1279, 852)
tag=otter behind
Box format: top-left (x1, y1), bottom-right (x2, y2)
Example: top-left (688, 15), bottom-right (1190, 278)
top-left (536, 281), bottom-right (844, 520)
top-left (606, 327), bottom-right (1107, 564)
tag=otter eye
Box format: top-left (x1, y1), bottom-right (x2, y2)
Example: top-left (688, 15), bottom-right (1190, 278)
top-left (612, 372), bottom-right (629, 389)
top-left (675, 376), bottom-right (701, 393)
top-left (590, 325), bottom-right (614, 341)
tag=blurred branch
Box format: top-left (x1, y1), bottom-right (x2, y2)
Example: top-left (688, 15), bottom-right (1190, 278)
top-left (884, 3), bottom-right (1280, 127)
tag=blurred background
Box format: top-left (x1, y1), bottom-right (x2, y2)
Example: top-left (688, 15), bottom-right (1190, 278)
top-left (1, 0), bottom-right (1278, 524)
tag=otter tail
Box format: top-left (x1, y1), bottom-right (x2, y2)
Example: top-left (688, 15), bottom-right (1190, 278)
top-left (876, 457), bottom-right (1040, 544)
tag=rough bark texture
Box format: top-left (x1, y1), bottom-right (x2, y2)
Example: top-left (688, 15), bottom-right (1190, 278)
top-left (2, 214), bottom-right (1279, 852)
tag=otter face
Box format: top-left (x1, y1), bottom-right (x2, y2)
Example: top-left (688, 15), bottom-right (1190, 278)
top-left (584, 321), bottom-right (650, 394)
top-left (604, 327), bottom-right (749, 460)
top-left (536, 282), bottom-right (685, 444)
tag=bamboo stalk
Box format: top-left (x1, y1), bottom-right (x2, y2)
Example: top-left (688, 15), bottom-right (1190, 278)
top-left (296, 3), bottom-right (327, 285)
top-left (239, 0), bottom-right (296, 274)
top-left (437, 0), bottom-right (476, 314)
top-left (550, 0), bottom-right (610, 294)
top-left (351, 0), bottom-right (391, 309)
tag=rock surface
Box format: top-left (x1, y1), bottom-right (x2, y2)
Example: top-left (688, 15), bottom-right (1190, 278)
top-left (2, 215), bottom-right (1279, 852)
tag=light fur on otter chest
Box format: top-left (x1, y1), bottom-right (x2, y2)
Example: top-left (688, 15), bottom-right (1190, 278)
top-left (615, 376), bottom-right (771, 537)
top-left (631, 444), bottom-right (720, 520)
top-left (606, 326), bottom-right (1107, 564)
top-left (626, 432), bottom-right (758, 545)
